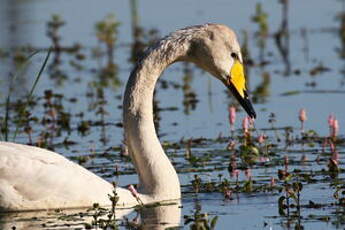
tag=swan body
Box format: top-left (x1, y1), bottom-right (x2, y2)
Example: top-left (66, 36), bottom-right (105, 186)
top-left (0, 23), bottom-right (255, 211)
top-left (0, 142), bottom-right (137, 211)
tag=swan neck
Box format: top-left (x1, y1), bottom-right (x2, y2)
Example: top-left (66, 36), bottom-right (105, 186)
top-left (123, 39), bottom-right (189, 198)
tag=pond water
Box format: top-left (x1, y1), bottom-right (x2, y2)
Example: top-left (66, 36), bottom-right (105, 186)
top-left (0, 0), bottom-right (345, 229)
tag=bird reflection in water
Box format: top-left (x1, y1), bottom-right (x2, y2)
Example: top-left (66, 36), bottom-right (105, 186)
top-left (0, 201), bottom-right (181, 230)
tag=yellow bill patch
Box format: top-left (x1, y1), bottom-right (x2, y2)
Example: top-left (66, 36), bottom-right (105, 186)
top-left (230, 60), bottom-right (246, 98)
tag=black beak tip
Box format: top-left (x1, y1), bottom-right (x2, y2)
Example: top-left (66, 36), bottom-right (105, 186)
top-left (225, 81), bottom-right (257, 120)
top-left (245, 106), bottom-right (256, 120)
top-left (249, 111), bottom-right (257, 120)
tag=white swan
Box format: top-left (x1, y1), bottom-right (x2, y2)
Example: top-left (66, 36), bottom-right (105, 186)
top-left (0, 23), bottom-right (256, 211)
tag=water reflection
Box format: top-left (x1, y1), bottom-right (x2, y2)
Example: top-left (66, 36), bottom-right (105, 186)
top-left (137, 202), bottom-right (181, 230)
top-left (184, 200), bottom-right (218, 229)
top-left (1, 0), bottom-right (36, 96)
top-left (94, 14), bottom-right (121, 89)
top-left (274, 0), bottom-right (291, 76)
top-left (251, 3), bottom-right (269, 65)
top-left (337, 3), bottom-right (345, 59)
top-left (0, 201), bottom-right (181, 229)
top-left (252, 71), bottom-right (271, 104)
top-left (182, 63), bottom-right (198, 115)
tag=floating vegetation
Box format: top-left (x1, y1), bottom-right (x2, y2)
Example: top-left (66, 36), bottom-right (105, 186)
top-left (0, 1), bottom-right (345, 229)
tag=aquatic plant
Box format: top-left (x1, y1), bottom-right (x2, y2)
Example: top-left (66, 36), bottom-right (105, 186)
top-left (299, 108), bottom-right (307, 132)
top-left (1, 50), bottom-right (51, 141)
top-left (95, 14), bottom-right (121, 88)
top-left (184, 202), bottom-right (218, 230)
top-left (85, 183), bottom-right (120, 229)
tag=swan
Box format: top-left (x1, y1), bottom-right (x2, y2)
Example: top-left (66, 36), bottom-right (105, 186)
top-left (0, 23), bottom-right (256, 211)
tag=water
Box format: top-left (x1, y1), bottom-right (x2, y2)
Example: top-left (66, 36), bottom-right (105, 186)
top-left (0, 0), bottom-right (345, 229)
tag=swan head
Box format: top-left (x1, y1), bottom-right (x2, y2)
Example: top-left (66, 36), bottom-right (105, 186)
top-left (186, 24), bottom-right (256, 119)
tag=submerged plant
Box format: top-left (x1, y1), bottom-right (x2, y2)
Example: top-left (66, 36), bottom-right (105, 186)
top-left (184, 201), bottom-right (218, 230)
top-left (85, 182), bottom-right (120, 229)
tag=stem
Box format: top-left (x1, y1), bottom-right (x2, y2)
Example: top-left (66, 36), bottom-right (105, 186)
top-left (12, 49), bottom-right (51, 141)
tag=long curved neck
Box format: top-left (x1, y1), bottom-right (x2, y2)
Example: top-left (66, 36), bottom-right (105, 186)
top-left (123, 37), bottom-right (189, 198)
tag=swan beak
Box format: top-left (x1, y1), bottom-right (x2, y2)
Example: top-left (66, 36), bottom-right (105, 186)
top-left (225, 60), bottom-right (256, 119)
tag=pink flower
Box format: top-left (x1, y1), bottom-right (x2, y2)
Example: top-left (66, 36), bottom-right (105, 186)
top-left (328, 114), bottom-right (339, 137)
top-left (299, 109), bottom-right (307, 122)
top-left (257, 134), bottom-right (265, 144)
top-left (242, 116), bottom-right (249, 133)
top-left (332, 119), bottom-right (339, 137)
top-left (229, 106), bottom-right (236, 127)
top-left (127, 184), bottom-right (139, 198)
top-left (328, 114), bottom-right (339, 138)
top-left (231, 169), bottom-right (240, 178)
top-left (299, 109), bottom-right (307, 131)
top-left (328, 114), bottom-right (335, 127)
top-left (259, 156), bottom-right (270, 162)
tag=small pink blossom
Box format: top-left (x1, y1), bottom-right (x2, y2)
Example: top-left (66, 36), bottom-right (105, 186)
top-left (332, 119), bottom-right (339, 137)
top-left (259, 156), bottom-right (270, 162)
top-left (299, 109), bottom-right (307, 122)
top-left (229, 106), bottom-right (236, 128)
top-left (128, 184), bottom-right (139, 198)
top-left (231, 169), bottom-right (240, 178)
top-left (242, 116), bottom-right (249, 133)
top-left (257, 134), bottom-right (265, 144)
top-left (328, 114), bottom-right (335, 127)
top-left (328, 114), bottom-right (339, 137)
top-left (299, 109), bottom-right (307, 131)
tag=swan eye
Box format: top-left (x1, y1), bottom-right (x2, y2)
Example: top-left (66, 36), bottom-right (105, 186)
top-left (231, 52), bottom-right (238, 59)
